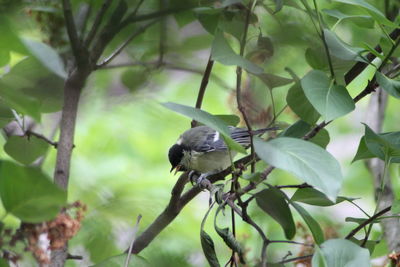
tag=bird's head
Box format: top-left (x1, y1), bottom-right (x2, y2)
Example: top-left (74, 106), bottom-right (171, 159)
top-left (168, 143), bottom-right (187, 174)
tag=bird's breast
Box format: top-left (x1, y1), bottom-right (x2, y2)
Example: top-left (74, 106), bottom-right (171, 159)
top-left (188, 151), bottom-right (233, 173)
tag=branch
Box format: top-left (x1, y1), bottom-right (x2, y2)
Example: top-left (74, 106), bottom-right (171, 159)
top-left (96, 20), bottom-right (158, 68)
top-left (236, 0), bottom-right (256, 171)
top-left (345, 206), bottom-right (391, 240)
top-left (125, 215), bottom-right (142, 267)
top-left (62, 0), bottom-right (83, 64)
top-left (26, 130), bottom-right (58, 148)
top-left (191, 56), bottom-right (214, 128)
top-left (84, 0), bottom-right (113, 47)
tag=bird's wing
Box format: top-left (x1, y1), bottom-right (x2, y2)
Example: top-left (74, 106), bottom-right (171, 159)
top-left (193, 127), bottom-right (252, 152)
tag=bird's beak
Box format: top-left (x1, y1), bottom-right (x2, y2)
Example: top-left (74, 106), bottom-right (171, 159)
top-left (170, 165), bottom-right (181, 175)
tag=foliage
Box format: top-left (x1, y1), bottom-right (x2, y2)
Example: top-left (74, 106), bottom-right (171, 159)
top-left (0, 0), bottom-right (399, 266)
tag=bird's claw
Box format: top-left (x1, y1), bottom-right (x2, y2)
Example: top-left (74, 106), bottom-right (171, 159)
top-left (188, 171), bottom-right (210, 190)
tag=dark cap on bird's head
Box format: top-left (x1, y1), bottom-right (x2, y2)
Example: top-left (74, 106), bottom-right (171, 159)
top-left (168, 144), bottom-right (185, 173)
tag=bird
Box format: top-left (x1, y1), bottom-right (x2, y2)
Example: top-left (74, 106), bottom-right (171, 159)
top-left (168, 125), bottom-right (278, 184)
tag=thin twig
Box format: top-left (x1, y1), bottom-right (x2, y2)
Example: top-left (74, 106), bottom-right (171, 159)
top-left (66, 253), bottom-right (83, 260)
top-left (158, 0), bottom-right (167, 66)
top-left (26, 130), bottom-right (58, 148)
top-left (269, 240), bottom-right (314, 247)
top-left (345, 206), bottom-right (391, 239)
top-left (84, 0), bottom-right (113, 47)
top-left (236, 0), bottom-right (256, 172)
top-left (191, 56), bottom-right (214, 128)
top-left (125, 215), bottom-right (143, 267)
top-left (96, 20), bottom-right (158, 68)
top-left (274, 254), bottom-right (313, 264)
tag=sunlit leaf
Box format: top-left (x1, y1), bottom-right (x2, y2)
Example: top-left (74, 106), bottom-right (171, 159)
top-left (301, 70), bottom-right (355, 121)
top-left (362, 124), bottom-right (400, 162)
top-left (255, 188), bottom-right (296, 239)
top-left (290, 201), bottom-right (324, 244)
top-left (392, 199), bottom-right (400, 214)
top-left (0, 161), bottom-right (67, 222)
top-left (376, 72), bottom-right (400, 99)
top-left (4, 135), bottom-right (50, 165)
top-left (322, 9), bottom-right (374, 28)
top-left (121, 69), bottom-right (149, 92)
top-left (211, 30), bottom-right (263, 74)
top-left (286, 83), bottom-right (320, 125)
top-left (312, 239), bottom-right (371, 267)
top-left (254, 137), bottom-right (343, 201)
top-left (162, 102), bottom-right (246, 153)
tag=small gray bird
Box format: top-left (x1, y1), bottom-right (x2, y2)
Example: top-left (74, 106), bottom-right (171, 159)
top-left (168, 125), bottom-right (277, 182)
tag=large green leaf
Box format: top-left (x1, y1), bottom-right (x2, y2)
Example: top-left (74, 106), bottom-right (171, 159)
top-left (280, 120), bottom-right (330, 148)
top-left (200, 230), bottom-right (221, 267)
top-left (376, 72), bottom-right (400, 99)
top-left (162, 102), bottom-right (246, 153)
top-left (254, 137), bottom-right (343, 201)
top-left (0, 161), bottom-right (67, 222)
top-left (312, 239), bottom-right (371, 267)
top-left (90, 254), bottom-right (149, 267)
top-left (255, 188), bottom-right (296, 239)
top-left (363, 124), bottom-right (400, 162)
top-left (334, 0), bottom-right (396, 27)
top-left (353, 130), bottom-right (400, 163)
top-left (323, 29), bottom-right (367, 63)
top-left (4, 136), bottom-right (50, 165)
top-left (286, 83), bottom-right (320, 125)
top-left (322, 9), bottom-right (374, 28)
top-left (211, 30), bottom-right (263, 74)
top-left (255, 73), bottom-right (293, 89)
top-left (301, 70), bottom-right (355, 121)
top-left (291, 187), bottom-right (348, 206)
top-left (21, 38), bottom-right (67, 79)
top-left (290, 202), bottom-right (324, 245)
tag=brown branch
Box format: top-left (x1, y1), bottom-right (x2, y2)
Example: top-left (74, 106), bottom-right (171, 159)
top-left (345, 206), bottom-right (391, 240)
top-left (191, 56), bottom-right (214, 128)
top-left (274, 254), bottom-right (313, 265)
top-left (84, 0), bottom-right (113, 47)
top-left (62, 0), bottom-right (84, 65)
top-left (236, 1), bottom-right (255, 171)
top-left (26, 130), bottom-right (58, 148)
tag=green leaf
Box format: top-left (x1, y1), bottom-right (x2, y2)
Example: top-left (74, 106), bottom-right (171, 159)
top-left (90, 254), bottom-right (149, 267)
top-left (312, 239), bottom-right (371, 267)
top-left (291, 187), bottom-right (347, 206)
top-left (240, 172), bottom-right (262, 183)
top-left (334, 0), bottom-right (396, 27)
top-left (280, 120), bottom-right (330, 148)
top-left (322, 9), bottom-right (374, 28)
top-left (0, 161), bottom-right (67, 222)
top-left (121, 69), bottom-right (149, 92)
top-left (200, 230), bottom-right (221, 267)
top-left (345, 217), bottom-right (380, 224)
top-left (0, 258), bottom-right (9, 267)
top-left (286, 83), bottom-right (320, 125)
top-left (391, 199), bottom-right (400, 214)
top-left (162, 102), bottom-right (246, 153)
top-left (214, 114), bottom-right (240, 126)
top-left (363, 124), bottom-right (400, 162)
top-left (301, 70), bottom-right (355, 121)
top-left (349, 237), bottom-right (379, 255)
top-left (255, 188), bottom-right (296, 239)
top-left (4, 136), bottom-right (50, 165)
top-left (195, 8), bottom-right (222, 35)
top-left (353, 131), bottom-right (400, 163)
top-left (256, 73), bottom-right (293, 89)
top-left (323, 29), bottom-right (367, 63)
top-left (290, 201), bottom-right (324, 244)
top-left (273, 0), bottom-right (283, 13)
top-left (21, 39), bottom-right (67, 79)
top-left (376, 72), bottom-right (400, 99)
top-left (211, 30), bottom-right (263, 74)
top-left (214, 226), bottom-right (245, 263)
top-left (312, 246), bottom-right (328, 267)
top-left (254, 137), bottom-right (343, 201)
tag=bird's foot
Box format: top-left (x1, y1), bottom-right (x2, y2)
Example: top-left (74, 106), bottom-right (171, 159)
top-left (188, 171), bottom-right (211, 190)
top-left (188, 171), bottom-right (200, 185)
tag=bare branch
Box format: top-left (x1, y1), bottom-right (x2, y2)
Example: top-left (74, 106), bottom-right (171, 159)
top-left (84, 0), bottom-right (113, 47)
top-left (26, 130), bottom-right (58, 148)
top-left (62, 0), bottom-right (83, 63)
top-left (96, 20), bottom-right (158, 68)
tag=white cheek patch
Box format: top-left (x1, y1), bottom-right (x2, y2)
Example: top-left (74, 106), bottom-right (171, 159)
top-left (177, 138), bottom-right (183, 145)
top-left (213, 131), bottom-right (220, 142)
